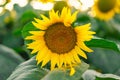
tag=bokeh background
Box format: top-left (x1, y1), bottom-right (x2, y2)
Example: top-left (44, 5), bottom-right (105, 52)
top-left (0, 0), bottom-right (120, 80)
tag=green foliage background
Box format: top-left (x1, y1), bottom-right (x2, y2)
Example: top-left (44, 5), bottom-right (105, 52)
top-left (0, 0), bottom-right (120, 80)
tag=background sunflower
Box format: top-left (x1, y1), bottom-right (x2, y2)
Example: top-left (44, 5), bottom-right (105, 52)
top-left (0, 0), bottom-right (120, 80)
top-left (92, 0), bottom-right (120, 21)
top-left (38, 0), bottom-right (54, 3)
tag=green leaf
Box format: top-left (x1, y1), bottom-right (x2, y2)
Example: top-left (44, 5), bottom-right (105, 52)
top-left (96, 77), bottom-right (118, 80)
top-left (22, 22), bottom-right (39, 45)
top-left (7, 56), bottom-right (89, 80)
top-left (75, 12), bottom-right (90, 25)
top-left (0, 44), bottom-right (24, 80)
top-left (20, 11), bottom-right (37, 25)
top-left (21, 22), bottom-right (39, 57)
top-left (7, 56), bottom-right (48, 80)
top-left (42, 61), bottom-right (89, 80)
top-left (85, 37), bottom-right (120, 53)
top-left (82, 70), bottom-right (120, 80)
top-left (87, 48), bottom-right (120, 74)
top-left (22, 22), bottom-right (38, 38)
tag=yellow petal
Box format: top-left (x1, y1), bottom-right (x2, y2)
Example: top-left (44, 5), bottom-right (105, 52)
top-left (41, 50), bottom-right (51, 67)
top-left (25, 35), bottom-right (43, 40)
top-left (27, 41), bottom-right (39, 49)
top-left (34, 18), bottom-right (45, 25)
top-left (29, 31), bottom-right (45, 35)
top-left (59, 54), bottom-right (64, 68)
top-left (61, 7), bottom-right (68, 20)
top-left (64, 53), bottom-right (72, 64)
top-left (49, 10), bottom-right (59, 22)
top-left (32, 21), bottom-right (41, 29)
top-left (30, 39), bottom-right (46, 54)
top-left (72, 49), bottom-right (81, 63)
top-left (51, 53), bottom-right (59, 70)
top-left (70, 67), bottom-right (75, 76)
top-left (70, 11), bottom-right (78, 23)
top-left (76, 31), bottom-right (95, 42)
top-left (75, 46), bottom-right (87, 59)
top-left (40, 14), bottom-right (50, 21)
top-left (64, 10), bottom-right (78, 27)
top-left (31, 44), bottom-right (41, 54)
top-left (77, 42), bottom-right (93, 52)
top-left (36, 47), bottom-right (49, 64)
top-left (75, 23), bottom-right (91, 33)
top-left (68, 51), bottom-right (76, 63)
top-left (64, 8), bottom-right (71, 27)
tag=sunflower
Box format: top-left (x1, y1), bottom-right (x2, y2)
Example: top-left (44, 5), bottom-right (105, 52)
top-left (38, 0), bottom-right (54, 3)
top-left (92, 0), bottom-right (120, 21)
top-left (25, 7), bottom-right (95, 75)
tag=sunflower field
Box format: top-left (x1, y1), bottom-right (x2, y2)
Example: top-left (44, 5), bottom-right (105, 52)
top-left (0, 0), bottom-right (120, 80)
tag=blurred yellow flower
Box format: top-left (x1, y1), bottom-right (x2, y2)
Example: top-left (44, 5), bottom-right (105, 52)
top-left (26, 7), bottom-right (95, 75)
top-left (92, 0), bottom-right (120, 21)
top-left (38, 0), bottom-right (54, 3)
top-left (6, 0), bottom-right (11, 3)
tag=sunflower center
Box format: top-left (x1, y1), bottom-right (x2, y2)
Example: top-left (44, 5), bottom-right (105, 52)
top-left (98, 0), bottom-right (116, 12)
top-left (44, 23), bottom-right (77, 54)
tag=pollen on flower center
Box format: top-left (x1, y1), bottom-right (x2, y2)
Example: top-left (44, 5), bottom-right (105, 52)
top-left (44, 23), bottom-right (77, 54)
top-left (98, 0), bottom-right (116, 12)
